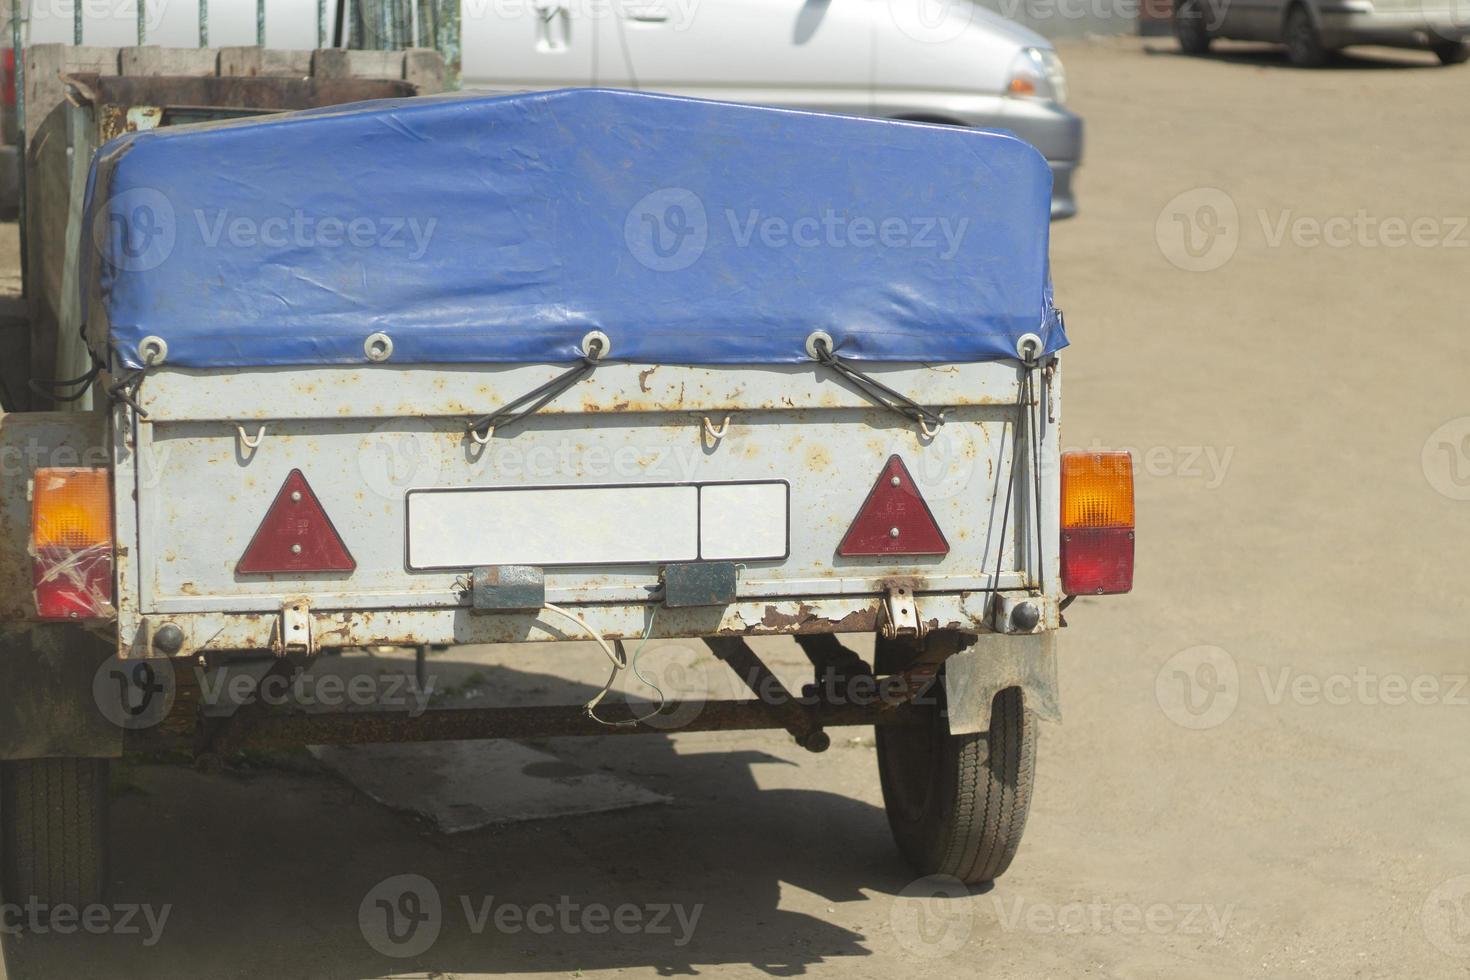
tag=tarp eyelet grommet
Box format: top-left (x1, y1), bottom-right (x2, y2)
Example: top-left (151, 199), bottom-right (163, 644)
top-left (139, 336), bottom-right (168, 365)
top-left (364, 333), bottom-right (394, 362)
top-left (805, 330), bottom-right (834, 359)
top-left (581, 331), bottom-right (611, 360)
top-left (1015, 332), bottom-right (1043, 363)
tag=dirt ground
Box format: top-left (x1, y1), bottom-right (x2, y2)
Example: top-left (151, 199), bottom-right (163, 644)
top-left (4, 33), bottom-right (1470, 980)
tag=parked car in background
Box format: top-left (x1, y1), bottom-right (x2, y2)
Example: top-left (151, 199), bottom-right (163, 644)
top-left (459, 0), bottom-right (1085, 218)
top-left (1175, 0), bottom-right (1470, 66)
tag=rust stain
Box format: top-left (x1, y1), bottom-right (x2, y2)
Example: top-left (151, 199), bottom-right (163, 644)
top-left (637, 366), bottom-right (658, 393)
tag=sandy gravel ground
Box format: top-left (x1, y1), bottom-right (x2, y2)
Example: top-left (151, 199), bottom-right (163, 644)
top-left (3, 34), bottom-right (1469, 980)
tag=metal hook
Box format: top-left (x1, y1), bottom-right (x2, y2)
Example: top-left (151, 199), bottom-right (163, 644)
top-left (917, 411), bottom-right (946, 439)
top-left (702, 414), bottom-right (731, 441)
top-left (235, 423), bottom-right (266, 452)
top-left (470, 423), bottom-right (494, 445)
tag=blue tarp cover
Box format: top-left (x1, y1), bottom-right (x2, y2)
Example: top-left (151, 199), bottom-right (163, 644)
top-left (84, 88), bottom-right (1065, 370)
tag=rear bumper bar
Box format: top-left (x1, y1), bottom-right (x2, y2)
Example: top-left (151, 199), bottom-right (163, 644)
top-left (123, 590), bottom-right (1059, 658)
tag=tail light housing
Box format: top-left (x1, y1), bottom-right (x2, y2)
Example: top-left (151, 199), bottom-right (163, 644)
top-left (31, 468), bottom-right (116, 620)
top-left (1059, 451), bottom-right (1134, 595)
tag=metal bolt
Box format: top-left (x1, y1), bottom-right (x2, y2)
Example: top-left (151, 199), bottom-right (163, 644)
top-left (291, 491), bottom-right (303, 502)
top-left (290, 543), bottom-right (303, 555)
top-left (889, 527), bottom-right (900, 538)
top-left (890, 476), bottom-right (901, 487)
top-left (154, 622), bottom-right (185, 655)
top-left (1011, 601), bottom-right (1041, 631)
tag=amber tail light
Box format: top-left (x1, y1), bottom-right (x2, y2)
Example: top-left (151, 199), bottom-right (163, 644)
top-left (1059, 451), bottom-right (1134, 595)
top-left (31, 468), bottom-right (116, 620)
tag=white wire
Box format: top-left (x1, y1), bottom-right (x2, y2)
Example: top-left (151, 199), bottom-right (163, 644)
top-left (580, 605), bottom-right (666, 728)
top-left (540, 601), bottom-right (622, 668)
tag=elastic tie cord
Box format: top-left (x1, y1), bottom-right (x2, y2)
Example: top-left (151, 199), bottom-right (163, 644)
top-left (468, 336), bottom-right (607, 442)
top-left (807, 336), bottom-right (946, 432)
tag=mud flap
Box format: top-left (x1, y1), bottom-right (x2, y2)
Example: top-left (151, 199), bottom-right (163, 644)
top-left (0, 625), bottom-right (122, 760)
top-left (942, 631), bottom-right (1060, 735)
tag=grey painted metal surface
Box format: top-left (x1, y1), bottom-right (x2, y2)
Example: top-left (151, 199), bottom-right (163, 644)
top-left (110, 359), bottom-right (1062, 659)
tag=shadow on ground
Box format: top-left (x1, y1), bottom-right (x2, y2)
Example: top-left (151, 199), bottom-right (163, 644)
top-left (2, 655), bottom-right (918, 979)
top-left (1142, 41), bottom-right (1444, 69)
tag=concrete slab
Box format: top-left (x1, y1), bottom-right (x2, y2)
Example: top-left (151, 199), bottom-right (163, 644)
top-left (309, 739), bottom-right (669, 833)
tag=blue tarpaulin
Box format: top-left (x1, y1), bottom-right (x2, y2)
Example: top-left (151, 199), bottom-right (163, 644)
top-left (83, 88), bottom-right (1065, 370)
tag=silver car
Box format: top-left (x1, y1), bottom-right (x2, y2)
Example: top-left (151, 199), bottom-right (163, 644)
top-left (459, 0), bottom-right (1085, 218)
top-left (1175, 0), bottom-right (1470, 66)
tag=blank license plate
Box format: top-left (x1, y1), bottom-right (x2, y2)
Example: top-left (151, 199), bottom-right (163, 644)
top-left (407, 482), bottom-right (788, 570)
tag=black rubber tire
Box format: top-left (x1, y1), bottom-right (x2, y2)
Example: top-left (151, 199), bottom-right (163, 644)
top-left (1284, 5), bottom-right (1330, 67)
top-left (1432, 40), bottom-right (1470, 65)
top-left (877, 684), bottom-right (1035, 885)
top-left (1, 758), bottom-right (109, 908)
top-left (1174, 0), bottom-right (1214, 55)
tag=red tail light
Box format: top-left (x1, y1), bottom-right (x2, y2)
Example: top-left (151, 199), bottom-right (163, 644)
top-left (32, 468), bottom-right (116, 620)
top-left (1059, 451), bottom-right (1134, 595)
top-left (2, 50), bottom-right (14, 109)
top-left (237, 470), bottom-right (356, 575)
top-left (837, 455), bottom-right (948, 557)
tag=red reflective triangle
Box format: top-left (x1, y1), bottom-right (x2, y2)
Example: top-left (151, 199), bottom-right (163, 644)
top-left (838, 455), bottom-right (949, 557)
top-left (237, 469), bottom-right (356, 575)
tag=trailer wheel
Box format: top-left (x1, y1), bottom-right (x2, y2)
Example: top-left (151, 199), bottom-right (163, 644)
top-left (877, 683), bottom-right (1035, 885)
top-left (1, 758), bottom-right (109, 908)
